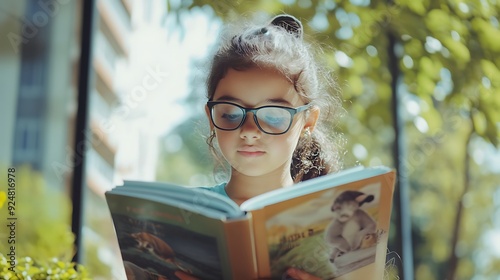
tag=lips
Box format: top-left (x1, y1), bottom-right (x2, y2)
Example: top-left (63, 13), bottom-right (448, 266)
top-left (237, 146), bottom-right (265, 157)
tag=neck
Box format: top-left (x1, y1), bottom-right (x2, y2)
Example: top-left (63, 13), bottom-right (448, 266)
top-left (225, 167), bottom-right (294, 205)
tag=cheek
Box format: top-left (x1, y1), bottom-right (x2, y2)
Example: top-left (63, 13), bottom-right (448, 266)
top-left (331, 212), bottom-right (340, 220)
top-left (277, 123), bottom-right (302, 148)
top-left (272, 134), bottom-right (300, 159)
top-left (340, 204), bottom-right (357, 217)
top-left (288, 119), bottom-right (306, 145)
top-left (215, 131), bottom-right (234, 153)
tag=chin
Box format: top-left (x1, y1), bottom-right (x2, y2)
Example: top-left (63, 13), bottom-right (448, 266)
top-left (231, 164), bottom-right (271, 177)
top-left (234, 169), bottom-right (268, 177)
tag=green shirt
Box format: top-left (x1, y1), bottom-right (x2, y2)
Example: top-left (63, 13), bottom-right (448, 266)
top-left (199, 182), bottom-right (229, 198)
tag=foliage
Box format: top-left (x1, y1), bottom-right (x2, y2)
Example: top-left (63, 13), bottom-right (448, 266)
top-left (0, 166), bottom-right (91, 279)
top-left (163, 0), bottom-right (500, 279)
top-left (166, 0), bottom-right (500, 146)
top-left (0, 165), bottom-right (75, 261)
top-left (0, 254), bottom-right (90, 280)
top-left (156, 117), bottom-right (217, 186)
top-left (0, 191), bottom-right (6, 209)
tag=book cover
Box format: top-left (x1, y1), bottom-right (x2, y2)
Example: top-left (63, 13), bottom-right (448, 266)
top-left (106, 192), bottom-right (256, 279)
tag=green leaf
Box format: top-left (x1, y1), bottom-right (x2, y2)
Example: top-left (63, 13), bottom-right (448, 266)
top-left (404, 38), bottom-right (424, 58)
top-left (417, 72), bottom-right (436, 96)
top-left (442, 37), bottom-right (470, 64)
top-left (420, 106), bottom-right (443, 135)
top-left (352, 56), bottom-right (369, 75)
top-left (480, 60), bottom-right (500, 87)
top-left (419, 56), bottom-right (441, 80)
top-left (471, 18), bottom-right (500, 52)
top-left (472, 110), bottom-right (487, 135)
top-left (425, 9), bottom-right (450, 33)
top-left (347, 75), bottom-right (364, 95)
top-left (449, 16), bottom-right (468, 37)
top-left (398, 0), bottom-right (429, 16)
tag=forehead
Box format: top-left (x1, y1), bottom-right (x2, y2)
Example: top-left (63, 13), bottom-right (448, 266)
top-left (213, 67), bottom-right (302, 106)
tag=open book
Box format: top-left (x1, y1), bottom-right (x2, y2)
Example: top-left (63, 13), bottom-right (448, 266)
top-left (105, 165), bottom-right (396, 280)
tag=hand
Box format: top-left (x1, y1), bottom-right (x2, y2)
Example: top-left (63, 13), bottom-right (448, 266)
top-left (283, 267), bottom-right (322, 280)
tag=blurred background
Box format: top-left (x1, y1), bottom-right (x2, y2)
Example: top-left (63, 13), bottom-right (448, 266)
top-left (0, 0), bottom-right (499, 279)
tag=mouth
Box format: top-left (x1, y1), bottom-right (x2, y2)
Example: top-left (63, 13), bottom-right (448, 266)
top-left (237, 146), bottom-right (265, 157)
top-left (340, 214), bottom-right (350, 220)
top-left (237, 150), bottom-right (266, 157)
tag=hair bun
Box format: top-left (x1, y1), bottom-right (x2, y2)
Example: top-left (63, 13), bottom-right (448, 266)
top-left (270, 14), bottom-right (303, 39)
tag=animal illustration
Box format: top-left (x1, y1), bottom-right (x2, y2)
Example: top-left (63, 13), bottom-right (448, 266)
top-left (123, 261), bottom-right (168, 280)
top-left (131, 232), bottom-right (191, 273)
top-left (324, 190), bottom-right (377, 263)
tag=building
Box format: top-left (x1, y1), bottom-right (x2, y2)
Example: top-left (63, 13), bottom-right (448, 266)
top-left (1, 1), bottom-right (173, 277)
top-left (81, 0), bottom-right (134, 278)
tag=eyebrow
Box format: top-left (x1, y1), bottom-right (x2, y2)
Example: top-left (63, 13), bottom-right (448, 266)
top-left (214, 95), bottom-right (240, 102)
top-left (266, 98), bottom-right (293, 106)
top-left (214, 95), bottom-right (293, 107)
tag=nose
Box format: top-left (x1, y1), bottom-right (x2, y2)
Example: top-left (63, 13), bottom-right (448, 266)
top-left (240, 113), bottom-right (261, 140)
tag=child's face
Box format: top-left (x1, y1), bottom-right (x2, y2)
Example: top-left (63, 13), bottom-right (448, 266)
top-left (206, 67), bottom-right (317, 179)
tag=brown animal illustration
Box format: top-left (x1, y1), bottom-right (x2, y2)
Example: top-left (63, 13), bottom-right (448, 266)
top-left (124, 261), bottom-right (168, 280)
top-left (324, 190), bottom-right (377, 263)
top-left (131, 232), bottom-right (191, 273)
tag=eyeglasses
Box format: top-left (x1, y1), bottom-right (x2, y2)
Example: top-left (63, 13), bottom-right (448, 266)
top-left (207, 101), bottom-right (311, 135)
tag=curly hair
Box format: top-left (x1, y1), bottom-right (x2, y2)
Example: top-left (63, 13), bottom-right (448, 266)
top-left (205, 14), bottom-right (344, 182)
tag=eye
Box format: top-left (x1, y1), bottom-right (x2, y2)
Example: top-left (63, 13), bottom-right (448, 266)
top-left (221, 113), bottom-right (241, 122)
top-left (263, 115), bottom-right (286, 125)
top-left (213, 103), bottom-right (243, 124)
top-left (257, 107), bottom-right (290, 129)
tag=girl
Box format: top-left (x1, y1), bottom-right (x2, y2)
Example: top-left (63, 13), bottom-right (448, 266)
top-left (179, 14), bottom-right (343, 280)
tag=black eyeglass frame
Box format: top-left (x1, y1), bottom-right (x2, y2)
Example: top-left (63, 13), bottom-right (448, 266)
top-left (207, 101), bottom-right (311, 135)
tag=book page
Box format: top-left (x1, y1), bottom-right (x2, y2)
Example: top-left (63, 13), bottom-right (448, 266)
top-left (240, 166), bottom-right (389, 212)
top-left (121, 181), bottom-right (243, 219)
top-left (250, 170), bottom-right (395, 279)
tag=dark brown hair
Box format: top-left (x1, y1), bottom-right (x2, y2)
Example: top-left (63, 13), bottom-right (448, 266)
top-left (206, 14), bottom-right (344, 182)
